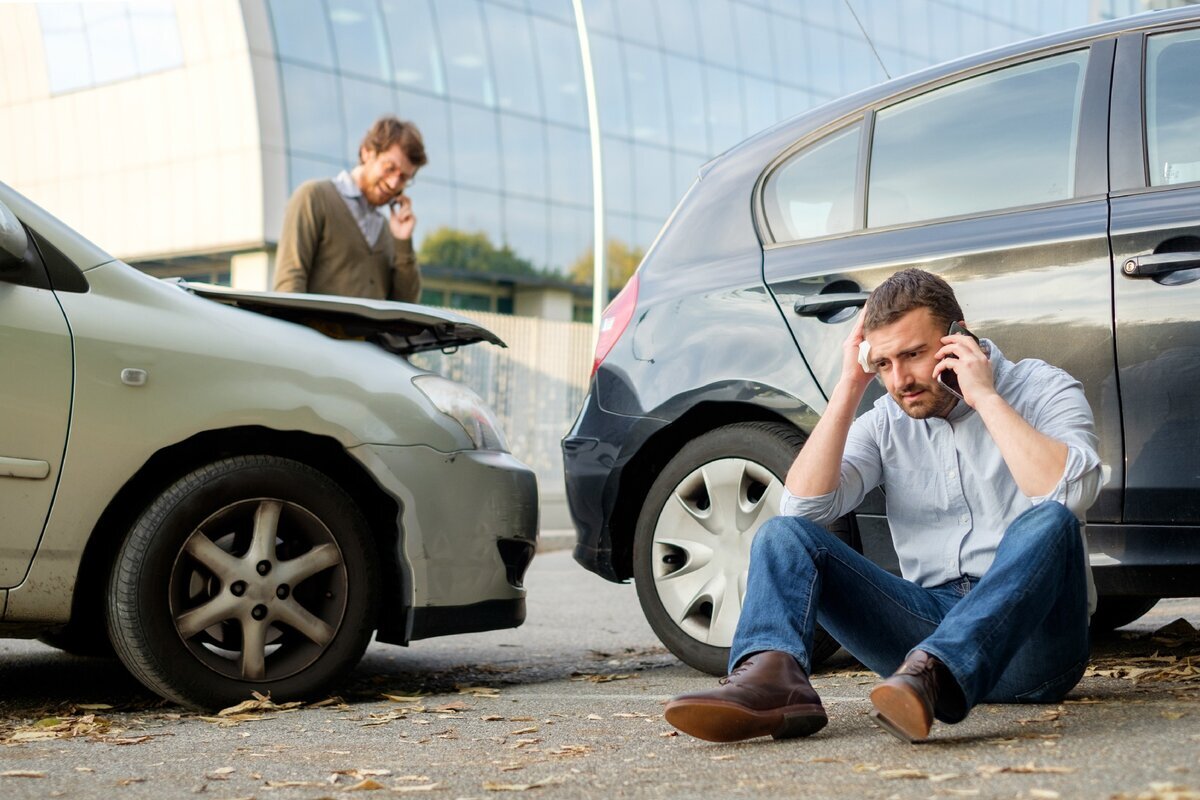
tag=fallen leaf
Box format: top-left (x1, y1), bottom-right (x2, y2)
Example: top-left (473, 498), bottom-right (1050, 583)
top-left (710, 754), bottom-right (736, 761)
top-left (1030, 790), bottom-right (1061, 799)
top-left (1164, 711), bottom-right (1188, 720)
top-left (115, 777), bottom-right (146, 786)
top-left (75, 704), bottom-right (114, 711)
top-left (1, 771), bottom-right (46, 778)
top-left (510, 727), bottom-right (539, 735)
top-left (977, 763), bottom-right (1076, 776)
top-left (383, 694), bottom-right (428, 704)
top-left (881, 769), bottom-right (927, 779)
top-left (348, 777), bottom-right (388, 790)
top-left (265, 780), bottom-right (326, 788)
top-left (481, 715), bottom-right (505, 722)
top-left (458, 686), bottom-right (501, 697)
top-left (433, 702), bottom-right (470, 714)
top-left (659, 731), bottom-right (678, 738)
top-left (393, 783), bottom-right (442, 793)
top-left (482, 778), bottom-right (560, 791)
top-left (585, 715), bottom-right (602, 721)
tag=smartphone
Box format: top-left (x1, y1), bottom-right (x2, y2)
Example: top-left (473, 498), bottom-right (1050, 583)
top-left (936, 321), bottom-right (980, 400)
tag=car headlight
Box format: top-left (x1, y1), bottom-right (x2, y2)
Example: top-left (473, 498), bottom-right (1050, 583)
top-left (412, 374), bottom-right (510, 452)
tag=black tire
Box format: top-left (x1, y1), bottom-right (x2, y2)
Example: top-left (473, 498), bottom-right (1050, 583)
top-left (106, 455), bottom-right (379, 709)
top-left (633, 421), bottom-right (851, 676)
top-left (1090, 596), bottom-right (1160, 633)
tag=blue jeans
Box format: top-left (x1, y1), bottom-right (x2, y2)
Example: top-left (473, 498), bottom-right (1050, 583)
top-left (730, 502), bottom-right (1090, 723)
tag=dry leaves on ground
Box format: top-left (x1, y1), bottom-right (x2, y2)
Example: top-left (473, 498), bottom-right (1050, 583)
top-left (976, 762), bottom-right (1076, 776)
top-left (569, 672), bottom-right (636, 683)
top-left (1110, 783), bottom-right (1200, 800)
top-left (0, 713), bottom-right (161, 746)
top-left (1088, 620), bottom-right (1200, 685)
top-left (483, 776), bottom-right (563, 792)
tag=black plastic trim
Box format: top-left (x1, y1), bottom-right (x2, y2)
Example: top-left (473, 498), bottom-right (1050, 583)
top-left (29, 227), bottom-right (89, 293)
top-left (393, 598), bottom-right (527, 643)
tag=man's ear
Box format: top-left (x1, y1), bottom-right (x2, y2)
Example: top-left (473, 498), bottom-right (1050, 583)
top-left (358, 145), bottom-right (372, 165)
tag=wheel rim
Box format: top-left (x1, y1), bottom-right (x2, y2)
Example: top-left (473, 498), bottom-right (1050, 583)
top-left (168, 498), bottom-right (348, 683)
top-left (650, 457), bottom-right (784, 648)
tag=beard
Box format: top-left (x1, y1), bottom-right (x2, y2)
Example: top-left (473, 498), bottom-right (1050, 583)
top-left (891, 379), bottom-right (958, 420)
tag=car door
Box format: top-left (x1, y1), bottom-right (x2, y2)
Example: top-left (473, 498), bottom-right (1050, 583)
top-left (0, 211), bottom-right (73, 588)
top-left (1108, 27), bottom-right (1200, 524)
top-left (760, 39), bottom-right (1123, 523)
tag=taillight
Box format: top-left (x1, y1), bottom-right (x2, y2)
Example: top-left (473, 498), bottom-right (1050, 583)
top-left (592, 273), bottom-right (639, 377)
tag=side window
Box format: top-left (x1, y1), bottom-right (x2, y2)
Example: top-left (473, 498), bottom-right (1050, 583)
top-left (762, 122), bottom-right (861, 243)
top-left (1146, 29), bottom-right (1200, 187)
top-left (868, 50), bottom-right (1089, 228)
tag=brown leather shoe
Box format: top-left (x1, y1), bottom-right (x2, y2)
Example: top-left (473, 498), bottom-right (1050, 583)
top-left (869, 650), bottom-right (946, 743)
top-left (663, 651), bottom-right (827, 743)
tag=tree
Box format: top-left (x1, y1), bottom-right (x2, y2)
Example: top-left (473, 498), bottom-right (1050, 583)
top-left (568, 239), bottom-right (645, 290)
top-left (418, 227), bottom-right (540, 276)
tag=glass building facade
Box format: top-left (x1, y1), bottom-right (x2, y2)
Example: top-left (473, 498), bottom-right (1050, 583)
top-left (261, 0), bottom-right (1173, 291)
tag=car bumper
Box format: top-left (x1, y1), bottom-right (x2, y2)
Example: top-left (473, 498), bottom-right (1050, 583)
top-left (350, 443), bottom-right (539, 645)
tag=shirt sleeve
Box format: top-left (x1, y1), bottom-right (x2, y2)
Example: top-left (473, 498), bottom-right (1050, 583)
top-left (389, 237), bottom-right (421, 302)
top-left (1025, 368), bottom-right (1102, 517)
top-left (273, 184), bottom-right (320, 293)
top-left (780, 410), bottom-right (884, 524)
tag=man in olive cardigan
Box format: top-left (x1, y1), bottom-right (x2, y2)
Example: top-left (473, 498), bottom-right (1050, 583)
top-left (274, 116), bottom-right (426, 302)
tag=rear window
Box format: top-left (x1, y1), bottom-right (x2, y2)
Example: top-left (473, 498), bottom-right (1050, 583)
top-left (868, 50), bottom-right (1089, 228)
top-left (762, 122), bottom-right (861, 242)
top-left (1146, 29), bottom-right (1200, 186)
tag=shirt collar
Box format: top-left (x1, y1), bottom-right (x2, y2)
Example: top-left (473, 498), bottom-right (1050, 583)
top-left (333, 169), bottom-right (362, 199)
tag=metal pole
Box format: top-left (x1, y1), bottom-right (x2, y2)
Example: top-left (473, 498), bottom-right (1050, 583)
top-left (572, 0), bottom-right (606, 340)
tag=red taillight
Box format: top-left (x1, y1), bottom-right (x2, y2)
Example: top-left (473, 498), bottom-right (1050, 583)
top-left (592, 273), bottom-right (639, 377)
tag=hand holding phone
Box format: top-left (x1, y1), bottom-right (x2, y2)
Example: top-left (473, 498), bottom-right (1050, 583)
top-left (936, 321), bottom-right (980, 400)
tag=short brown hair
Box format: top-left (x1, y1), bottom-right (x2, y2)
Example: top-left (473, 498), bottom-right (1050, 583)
top-left (862, 268), bottom-right (962, 333)
top-left (359, 115), bottom-right (427, 168)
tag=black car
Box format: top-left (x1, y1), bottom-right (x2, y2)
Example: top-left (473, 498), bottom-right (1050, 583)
top-left (563, 7), bottom-right (1200, 675)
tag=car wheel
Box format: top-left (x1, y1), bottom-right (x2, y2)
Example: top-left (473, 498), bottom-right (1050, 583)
top-left (107, 455), bottom-right (379, 708)
top-left (633, 421), bottom-right (850, 676)
top-left (1090, 596), bottom-right (1160, 634)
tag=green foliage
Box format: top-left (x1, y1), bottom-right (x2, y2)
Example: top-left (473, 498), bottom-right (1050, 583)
top-left (418, 227), bottom-right (540, 276)
top-left (569, 239), bottom-right (644, 290)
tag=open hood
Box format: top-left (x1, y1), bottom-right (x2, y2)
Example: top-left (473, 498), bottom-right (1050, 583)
top-left (170, 281), bottom-right (506, 355)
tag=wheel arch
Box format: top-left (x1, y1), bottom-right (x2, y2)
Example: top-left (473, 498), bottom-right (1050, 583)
top-left (70, 426), bottom-right (403, 638)
top-left (608, 400), bottom-right (811, 581)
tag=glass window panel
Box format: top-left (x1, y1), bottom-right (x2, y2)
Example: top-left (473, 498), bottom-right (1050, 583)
top-left (503, 197), bottom-right (550, 268)
top-left (590, 34), bottom-right (630, 137)
top-left (531, 17), bottom-right (587, 127)
top-left (794, 0), bottom-right (843, 29)
top-left (623, 42), bottom-right (669, 145)
top-left (527, 0), bottom-right (575, 24)
top-left (38, 4), bottom-right (93, 93)
top-left (743, 75), bottom-right (778, 137)
top-left (547, 205), bottom-right (592, 274)
top-left (342, 78), bottom-right (394, 162)
top-left (770, 13), bottom-right (810, 89)
top-left (455, 186), bottom-right (504, 244)
top-left (128, 1), bottom-right (183, 74)
top-left (763, 123), bottom-right (859, 242)
top-left (806, 25), bottom-right (848, 97)
top-left (602, 136), bottom-right (634, 214)
top-left (695, 0), bottom-right (737, 68)
top-left (605, 213), bottom-right (636, 253)
top-left (632, 143), bottom-right (673, 222)
top-left (546, 124), bottom-right (593, 206)
top-left (395, 89), bottom-right (453, 183)
top-left (499, 114), bottom-right (549, 199)
top-left (614, 0), bottom-right (661, 48)
top-left (420, 287), bottom-right (447, 306)
top-left (435, 0), bottom-right (495, 106)
top-left (734, 3), bottom-right (772, 78)
top-left (281, 63), bottom-right (345, 158)
top-left (381, 0), bottom-right (445, 94)
top-left (655, 0), bottom-right (700, 58)
top-left (704, 65), bottom-right (745, 154)
top-left (449, 103), bottom-right (502, 191)
top-left (869, 50), bottom-right (1088, 228)
top-left (665, 55), bottom-right (708, 154)
top-left (450, 291), bottom-right (494, 311)
top-left (412, 179), bottom-right (455, 249)
top-left (1146, 30), bottom-right (1200, 187)
top-left (483, 3), bottom-right (542, 116)
top-left (582, 0), bottom-right (619, 34)
top-left (328, 0), bottom-right (390, 81)
top-left (83, 3), bottom-right (137, 84)
top-left (288, 154), bottom-right (341, 194)
top-left (268, 0), bottom-right (335, 68)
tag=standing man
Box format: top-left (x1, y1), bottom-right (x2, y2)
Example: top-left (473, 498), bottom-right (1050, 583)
top-left (664, 268), bottom-right (1101, 744)
top-left (274, 115), bottom-right (426, 302)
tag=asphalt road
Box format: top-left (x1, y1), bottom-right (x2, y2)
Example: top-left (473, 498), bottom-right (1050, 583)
top-left (1, 547), bottom-right (1198, 800)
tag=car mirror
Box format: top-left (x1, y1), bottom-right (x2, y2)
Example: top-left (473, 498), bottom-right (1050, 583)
top-left (0, 198), bottom-right (28, 266)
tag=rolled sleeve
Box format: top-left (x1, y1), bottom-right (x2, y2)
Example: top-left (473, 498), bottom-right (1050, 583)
top-left (1026, 370), bottom-right (1102, 517)
top-left (779, 412), bottom-right (882, 525)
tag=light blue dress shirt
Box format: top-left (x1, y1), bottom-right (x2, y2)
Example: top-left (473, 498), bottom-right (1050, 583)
top-left (333, 169), bottom-right (385, 247)
top-left (782, 341), bottom-right (1102, 611)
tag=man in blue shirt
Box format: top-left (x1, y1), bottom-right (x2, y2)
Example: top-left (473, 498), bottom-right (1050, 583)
top-left (664, 268), bottom-right (1101, 744)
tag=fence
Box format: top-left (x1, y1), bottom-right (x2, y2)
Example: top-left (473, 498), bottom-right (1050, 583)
top-left (410, 311), bottom-right (594, 528)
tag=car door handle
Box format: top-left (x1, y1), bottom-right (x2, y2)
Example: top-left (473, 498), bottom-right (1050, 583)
top-left (793, 292), bottom-right (870, 316)
top-left (1121, 252), bottom-right (1200, 278)
top-left (0, 456), bottom-right (50, 480)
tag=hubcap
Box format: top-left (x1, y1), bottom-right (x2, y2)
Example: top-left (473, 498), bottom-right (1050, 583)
top-left (651, 458), bottom-right (783, 647)
top-left (169, 499), bottom-right (347, 682)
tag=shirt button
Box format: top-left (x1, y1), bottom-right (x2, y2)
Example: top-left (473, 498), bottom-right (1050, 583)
top-left (959, 513), bottom-right (969, 524)
top-left (947, 470), bottom-right (957, 480)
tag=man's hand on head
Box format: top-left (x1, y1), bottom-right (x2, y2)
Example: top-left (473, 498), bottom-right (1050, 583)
top-left (389, 194), bottom-right (416, 240)
top-left (841, 311), bottom-right (878, 396)
top-left (933, 327), bottom-right (995, 407)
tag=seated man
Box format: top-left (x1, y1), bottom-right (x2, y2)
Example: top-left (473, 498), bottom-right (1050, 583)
top-left (664, 268), bottom-right (1100, 744)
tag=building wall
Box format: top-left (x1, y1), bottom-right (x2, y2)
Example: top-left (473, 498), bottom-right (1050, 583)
top-left (0, 1), bottom-right (266, 261)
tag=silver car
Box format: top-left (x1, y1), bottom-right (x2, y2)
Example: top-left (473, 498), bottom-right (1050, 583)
top-left (0, 182), bottom-right (538, 708)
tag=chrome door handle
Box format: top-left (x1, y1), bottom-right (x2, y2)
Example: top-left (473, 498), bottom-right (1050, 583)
top-left (1121, 252), bottom-right (1200, 278)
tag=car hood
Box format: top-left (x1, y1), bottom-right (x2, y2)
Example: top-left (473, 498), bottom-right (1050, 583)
top-left (170, 281), bottom-right (506, 355)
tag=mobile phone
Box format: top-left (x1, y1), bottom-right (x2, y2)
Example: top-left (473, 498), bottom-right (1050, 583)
top-left (936, 321), bottom-right (980, 400)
